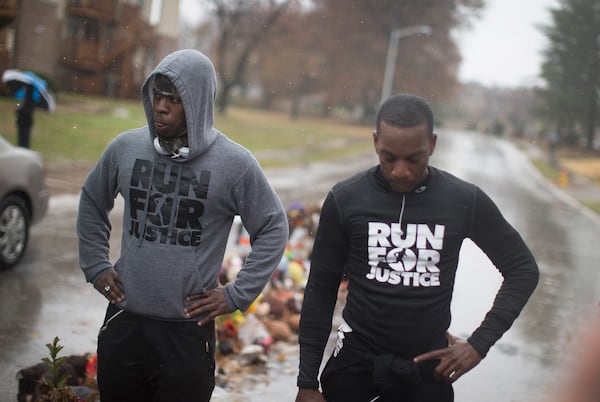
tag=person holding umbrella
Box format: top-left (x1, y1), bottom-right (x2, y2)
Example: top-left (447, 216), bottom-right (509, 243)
top-left (14, 82), bottom-right (36, 148)
top-left (2, 69), bottom-right (55, 148)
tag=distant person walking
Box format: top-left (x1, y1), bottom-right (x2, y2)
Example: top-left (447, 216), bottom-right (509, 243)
top-left (547, 131), bottom-right (559, 167)
top-left (15, 83), bottom-right (35, 148)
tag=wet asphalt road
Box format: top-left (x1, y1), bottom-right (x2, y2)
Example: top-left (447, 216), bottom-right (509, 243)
top-left (1, 130), bottom-right (599, 401)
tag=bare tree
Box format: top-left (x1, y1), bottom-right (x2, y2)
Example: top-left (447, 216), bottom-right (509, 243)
top-left (201, 0), bottom-right (484, 121)
top-left (309, 0), bottom-right (485, 121)
top-left (255, 8), bottom-right (327, 118)
top-left (251, 0), bottom-right (484, 121)
top-left (206, 0), bottom-right (291, 114)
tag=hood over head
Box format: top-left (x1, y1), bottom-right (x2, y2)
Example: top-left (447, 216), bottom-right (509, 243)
top-left (142, 49), bottom-right (218, 161)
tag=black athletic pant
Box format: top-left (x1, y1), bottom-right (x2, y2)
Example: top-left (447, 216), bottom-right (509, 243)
top-left (322, 367), bottom-right (454, 402)
top-left (16, 113), bottom-right (32, 149)
top-left (97, 305), bottom-right (216, 402)
top-left (321, 331), bottom-right (454, 402)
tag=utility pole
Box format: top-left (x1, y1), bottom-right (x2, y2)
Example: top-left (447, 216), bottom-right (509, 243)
top-left (380, 25), bottom-right (432, 105)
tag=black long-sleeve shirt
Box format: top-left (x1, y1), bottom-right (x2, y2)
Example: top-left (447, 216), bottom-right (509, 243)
top-left (297, 166), bottom-right (539, 389)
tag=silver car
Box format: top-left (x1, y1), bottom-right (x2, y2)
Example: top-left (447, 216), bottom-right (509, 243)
top-left (0, 135), bottom-right (49, 268)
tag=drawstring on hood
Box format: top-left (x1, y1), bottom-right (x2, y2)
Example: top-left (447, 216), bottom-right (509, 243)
top-left (370, 167), bottom-right (431, 235)
top-left (398, 194), bottom-right (406, 235)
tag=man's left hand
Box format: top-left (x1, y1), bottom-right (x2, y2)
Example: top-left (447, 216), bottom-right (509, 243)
top-left (184, 288), bottom-right (231, 326)
top-left (413, 334), bottom-right (482, 383)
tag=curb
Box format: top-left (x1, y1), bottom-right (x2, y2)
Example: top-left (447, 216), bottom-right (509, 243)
top-left (521, 144), bottom-right (600, 225)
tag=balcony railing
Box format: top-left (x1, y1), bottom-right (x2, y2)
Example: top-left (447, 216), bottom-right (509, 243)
top-left (65, 0), bottom-right (118, 21)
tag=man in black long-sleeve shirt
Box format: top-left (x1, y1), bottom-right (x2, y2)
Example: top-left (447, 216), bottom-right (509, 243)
top-left (295, 94), bottom-right (539, 402)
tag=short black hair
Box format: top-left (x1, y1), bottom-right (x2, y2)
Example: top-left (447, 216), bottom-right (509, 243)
top-left (375, 94), bottom-right (434, 135)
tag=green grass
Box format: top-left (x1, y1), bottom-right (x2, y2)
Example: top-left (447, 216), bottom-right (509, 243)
top-left (4, 93), bottom-right (599, 216)
top-left (0, 93), bottom-right (373, 167)
top-left (530, 158), bottom-right (562, 184)
top-left (582, 201), bottom-right (600, 215)
top-left (530, 157), bottom-right (600, 216)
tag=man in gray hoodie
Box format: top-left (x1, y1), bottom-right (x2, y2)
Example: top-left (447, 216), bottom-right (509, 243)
top-left (77, 49), bottom-right (289, 401)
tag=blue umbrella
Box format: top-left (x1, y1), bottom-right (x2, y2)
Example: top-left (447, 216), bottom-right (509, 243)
top-left (2, 69), bottom-right (56, 113)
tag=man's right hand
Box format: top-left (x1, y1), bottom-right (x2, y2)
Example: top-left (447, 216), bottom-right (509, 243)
top-left (295, 388), bottom-right (326, 402)
top-left (94, 268), bottom-right (125, 304)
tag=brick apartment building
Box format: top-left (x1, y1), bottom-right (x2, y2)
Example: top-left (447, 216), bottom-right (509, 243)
top-left (0, 0), bottom-right (180, 98)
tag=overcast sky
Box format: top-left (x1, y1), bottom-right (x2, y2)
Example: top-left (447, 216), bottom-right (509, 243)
top-left (179, 0), bottom-right (559, 88)
top-left (455, 0), bottom-right (558, 87)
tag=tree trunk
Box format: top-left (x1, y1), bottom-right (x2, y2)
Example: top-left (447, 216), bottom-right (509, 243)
top-left (218, 83), bottom-right (233, 114)
top-left (584, 97), bottom-right (597, 150)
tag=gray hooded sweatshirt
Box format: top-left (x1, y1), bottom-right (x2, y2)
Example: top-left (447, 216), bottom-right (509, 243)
top-left (77, 49), bottom-right (289, 320)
